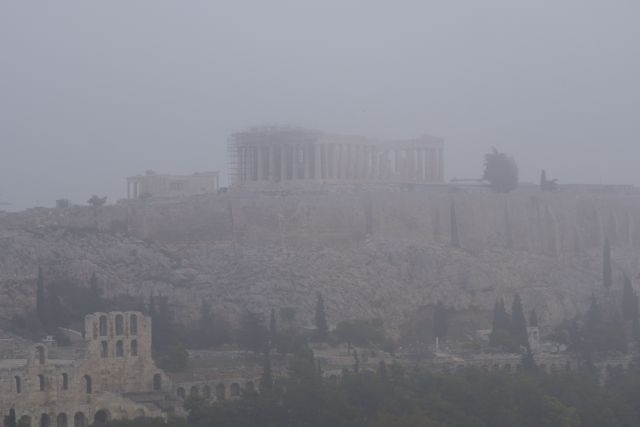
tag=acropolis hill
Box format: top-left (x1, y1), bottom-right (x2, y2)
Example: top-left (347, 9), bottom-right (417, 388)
top-left (1, 183), bottom-right (640, 336)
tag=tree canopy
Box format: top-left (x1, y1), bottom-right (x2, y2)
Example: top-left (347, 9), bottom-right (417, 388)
top-left (482, 148), bottom-right (519, 193)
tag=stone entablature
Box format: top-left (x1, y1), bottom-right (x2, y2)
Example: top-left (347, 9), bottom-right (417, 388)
top-left (126, 171), bottom-right (220, 200)
top-left (0, 311), bottom-right (168, 426)
top-left (228, 126), bottom-right (444, 186)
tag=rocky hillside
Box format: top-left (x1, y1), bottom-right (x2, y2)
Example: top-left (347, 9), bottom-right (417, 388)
top-left (1, 186), bottom-right (639, 335)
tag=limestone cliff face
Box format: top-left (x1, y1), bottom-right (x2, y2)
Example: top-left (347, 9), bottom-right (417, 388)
top-left (1, 187), bottom-right (638, 332)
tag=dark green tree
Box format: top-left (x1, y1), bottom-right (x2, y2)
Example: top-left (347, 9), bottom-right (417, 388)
top-left (237, 311), bottom-right (268, 353)
top-left (87, 194), bottom-right (107, 207)
top-left (490, 298), bottom-right (511, 347)
top-left (603, 238), bottom-right (612, 289)
top-left (450, 202), bottom-right (460, 248)
top-left (510, 293), bottom-right (529, 349)
top-left (261, 350), bottom-right (273, 391)
top-left (529, 309), bottom-right (538, 328)
top-left (314, 292), bottom-right (329, 340)
top-left (482, 148), bottom-right (519, 193)
top-left (433, 301), bottom-right (448, 341)
top-left (540, 169), bottom-right (559, 191)
top-left (622, 276), bottom-right (638, 321)
top-left (269, 308), bottom-right (277, 346)
top-left (36, 267), bottom-right (46, 325)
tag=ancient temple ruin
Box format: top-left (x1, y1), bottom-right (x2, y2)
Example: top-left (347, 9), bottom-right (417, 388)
top-left (227, 126), bottom-right (444, 186)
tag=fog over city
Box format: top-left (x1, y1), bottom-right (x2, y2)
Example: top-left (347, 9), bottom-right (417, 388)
top-left (1, 0), bottom-right (639, 210)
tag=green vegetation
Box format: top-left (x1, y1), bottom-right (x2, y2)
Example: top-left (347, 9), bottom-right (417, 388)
top-left (482, 148), bottom-right (518, 193)
top-left (103, 365), bottom-right (640, 427)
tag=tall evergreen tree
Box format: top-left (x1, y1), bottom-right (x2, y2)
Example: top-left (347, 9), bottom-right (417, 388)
top-left (450, 202), bottom-right (460, 248)
top-left (622, 276), bottom-right (638, 321)
top-left (433, 301), bottom-right (448, 341)
top-left (36, 267), bottom-right (47, 325)
top-left (529, 309), bottom-right (539, 328)
top-left (540, 170), bottom-right (547, 189)
top-left (260, 350), bottom-right (273, 391)
top-left (314, 292), bottom-right (329, 340)
top-left (510, 294), bottom-right (529, 348)
top-left (603, 238), bottom-right (612, 289)
top-left (490, 298), bottom-right (510, 347)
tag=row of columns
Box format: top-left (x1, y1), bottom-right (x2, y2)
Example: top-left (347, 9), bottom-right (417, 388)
top-left (126, 179), bottom-right (141, 199)
top-left (236, 144), bottom-right (444, 184)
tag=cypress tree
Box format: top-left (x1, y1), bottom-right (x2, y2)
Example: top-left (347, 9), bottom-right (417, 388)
top-left (529, 309), bottom-right (539, 328)
top-left (540, 170), bottom-right (547, 189)
top-left (433, 301), bottom-right (448, 341)
top-left (603, 238), bottom-right (612, 289)
top-left (450, 202), bottom-right (460, 248)
top-left (622, 276), bottom-right (638, 321)
top-left (36, 267), bottom-right (46, 325)
top-left (510, 294), bottom-right (529, 348)
top-left (315, 292), bottom-right (329, 340)
top-left (490, 298), bottom-right (510, 347)
top-left (269, 308), bottom-right (277, 346)
top-left (261, 350), bottom-right (273, 391)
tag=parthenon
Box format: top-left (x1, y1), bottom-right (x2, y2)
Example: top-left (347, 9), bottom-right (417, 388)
top-left (228, 126), bottom-right (444, 186)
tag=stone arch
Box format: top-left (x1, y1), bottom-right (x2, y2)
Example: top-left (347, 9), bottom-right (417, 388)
top-left (61, 373), bottom-right (69, 390)
top-left (230, 383), bottom-right (240, 397)
top-left (100, 341), bottom-right (108, 358)
top-left (131, 339), bottom-right (138, 356)
top-left (202, 385), bottom-right (211, 398)
top-left (15, 375), bottom-right (21, 393)
top-left (190, 385), bottom-right (199, 396)
top-left (19, 415), bottom-right (32, 427)
top-left (492, 363), bottom-right (500, 371)
top-left (130, 314), bottom-right (138, 335)
top-left (83, 375), bottom-right (92, 394)
top-left (153, 373), bottom-right (162, 391)
top-left (93, 410), bottom-right (109, 426)
top-left (36, 345), bottom-right (45, 364)
top-left (73, 412), bottom-right (86, 427)
top-left (116, 340), bottom-right (124, 357)
top-left (216, 383), bottom-right (226, 400)
top-left (99, 315), bottom-right (108, 336)
top-left (115, 314), bottom-right (124, 335)
top-left (39, 414), bottom-right (51, 427)
top-left (56, 413), bottom-right (68, 427)
top-left (177, 387), bottom-right (185, 399)
top-left (38, 374), bottom-right (46, 391)
top-left (245, 381), bottom-right (255, 393)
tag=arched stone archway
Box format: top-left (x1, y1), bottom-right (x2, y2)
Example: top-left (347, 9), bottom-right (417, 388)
top-left (93, 410), bottom-right (109, 426)
top-left (56, 413), bottom-right (68, 427)
top-left (153, 373), bottom-right (162, 391)
top-left (73, 412), bottom-right (86, 427)
top-left (39, 414), bottom-right (51, 427)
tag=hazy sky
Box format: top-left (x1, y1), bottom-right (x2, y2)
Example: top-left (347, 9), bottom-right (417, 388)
top-left (1, 1), bottom-right (639, 210)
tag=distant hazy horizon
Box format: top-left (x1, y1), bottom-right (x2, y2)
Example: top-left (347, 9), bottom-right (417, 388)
top-left (2, 1), bottom-right (639, 211)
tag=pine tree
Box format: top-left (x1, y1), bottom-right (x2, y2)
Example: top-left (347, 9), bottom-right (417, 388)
top-left (540, 170), bottom-right (547, 189)
top-left (450, 202), bottom-right (460, 248)
top-left (260, 350), bottom-right (273, 391)
top-left (622, 276), bottom-right (638, 321)
top-left (603, 238), bottom-right (612, 289)
top-left (269, 308), bottom-right (277, 347)
top-left (36, 267), bottom-right (46, 325)
top-left (490, 298), bottom-right (511, 347)
top-left (433, 301), bottom-right (448, 341)
top-left (315, 292), bottom-right (329, 340)
top-left (510, 294), bottom-right (529, 349)
top-left (529, 309), bottom-right (539, 328)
